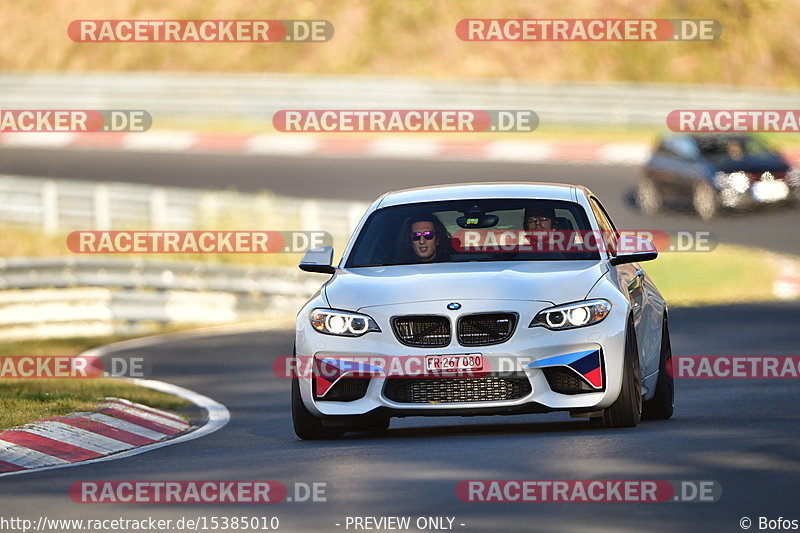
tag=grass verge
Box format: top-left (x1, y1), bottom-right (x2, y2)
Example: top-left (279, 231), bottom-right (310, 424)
top-left (0, 379), bottom-right (191, 430)
top-left (0, 225), bottom-right (306, 267)
top-left (645, 243), bottom-right (780, 307)
top-left (0, 334), bottom-right (192, 431)
top-left (3, 1), bottom-right (799, 89)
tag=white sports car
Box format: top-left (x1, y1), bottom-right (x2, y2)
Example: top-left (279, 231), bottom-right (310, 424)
top-left (292, 183), bottom-right (674, 439)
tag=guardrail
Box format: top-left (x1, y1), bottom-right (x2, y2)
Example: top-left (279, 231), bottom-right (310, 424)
top-left (2, 73), bottom-right (800, 126)
top-left (0, 174), bottom-right (368, 237)
top-left (0, 174), bottom-right (366, 340)
top-left (0, 257), bottom-right (322, 340)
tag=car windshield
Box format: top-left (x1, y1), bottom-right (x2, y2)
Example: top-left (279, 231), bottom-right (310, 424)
top-left (695, 135), bottom-right (775, 160)
top-left (345, 199), bottom-right (600, 267)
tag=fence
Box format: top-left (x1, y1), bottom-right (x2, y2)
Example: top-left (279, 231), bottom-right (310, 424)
top-left (2, 73), bottom-right (800, 127)
top-left (0, 174), bottom-right (367, 238)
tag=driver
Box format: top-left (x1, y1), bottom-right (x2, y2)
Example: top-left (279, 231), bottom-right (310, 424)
top-left (726, 139), bottom-right (745, 160)
top-left (404, 213), bottom-right (450, 263)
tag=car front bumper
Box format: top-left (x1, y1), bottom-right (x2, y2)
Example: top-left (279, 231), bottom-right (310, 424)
top-left (295, 298), bottom-right (629, 419)
top-left (719, 180), bottom-right (797, 208)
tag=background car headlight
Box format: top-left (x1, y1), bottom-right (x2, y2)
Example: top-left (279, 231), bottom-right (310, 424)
top-left (310, 309), bottom-right (381, 337)
top-left (714, 171), bottom-right (750, 193)
top-left (529, 300), bottom-right (611, 330)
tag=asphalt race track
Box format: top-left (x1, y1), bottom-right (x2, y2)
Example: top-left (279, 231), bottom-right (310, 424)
top-left (1, 302), bottom-right (799, 532)
top-left (1, 147), bottom-right (799, 532)
top-left (1, 146), bottom-right (799, 254)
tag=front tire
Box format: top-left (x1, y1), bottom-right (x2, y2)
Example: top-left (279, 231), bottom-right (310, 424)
top-left (291, 377), bottom-right (344, 440)
top-left (791, 186), bottom-right (800, 205)
top-left (637, 177), bottom-right (662, 216)
top-left (642, 313), bottom-right (675, 420)
top-left (598, 320), bottom-right (642, 428)
top-left (692, 181), bottom-right (719, 221)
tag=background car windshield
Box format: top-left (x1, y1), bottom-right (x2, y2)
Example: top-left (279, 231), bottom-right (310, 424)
top-left (345, 199), bottom-right (599, 267)
top-left (695, 135), bottom-right (774, 160)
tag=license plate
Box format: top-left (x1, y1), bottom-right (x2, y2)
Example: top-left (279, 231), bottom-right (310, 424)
top-left (752, 180), bottom-right (789, 203)
top-left (425, 353), bottom-right (483, 372)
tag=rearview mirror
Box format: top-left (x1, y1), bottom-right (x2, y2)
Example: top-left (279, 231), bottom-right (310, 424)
top-left (299, 246), bottom-right (335, 274)
top-left (456, 214), bottom-right (499, 229)
top-left (609, 236), bottom-right (658, 266)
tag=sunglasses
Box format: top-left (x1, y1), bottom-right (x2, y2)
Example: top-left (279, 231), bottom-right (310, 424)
top-left (526, 216), bottom-right (552, 223)
top-left (409, 231), bottom-right (436, 241)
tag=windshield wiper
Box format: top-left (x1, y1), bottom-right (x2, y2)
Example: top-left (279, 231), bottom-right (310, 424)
top-left (355, 263), bottom-right (394, 267)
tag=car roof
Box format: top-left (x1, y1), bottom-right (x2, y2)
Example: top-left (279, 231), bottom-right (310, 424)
top-left (660, 132), bottom-right (757, 143)
top-left (377, 182), bottom-right (587, 208)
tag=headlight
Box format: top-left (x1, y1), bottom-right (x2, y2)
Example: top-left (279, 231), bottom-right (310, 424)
top-left (714, 171), bottom-right (750, 193)
top-left (729, 171), bottom-right (750, 193)
top-left (310, 309), bottom-right (381, 337)
top-left (529, 300), bottom-right (611, 330)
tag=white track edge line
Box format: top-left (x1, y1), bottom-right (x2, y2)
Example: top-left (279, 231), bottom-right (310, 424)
top-left (78, 318), bottom-right (291, 359)
top-left (0, 377), bottom-right (230, 478)
top-left (11, 134), bottom-right (645, 166)
top-left (0, 311), bottom-right (262, 477)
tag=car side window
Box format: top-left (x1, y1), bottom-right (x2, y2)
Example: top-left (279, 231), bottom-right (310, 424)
top-left (589, 196), bottom-right (618, 256)
top-left (663, 136), bottom-right (700, 161)
top-left (656, 139), bottom-right (675, 157)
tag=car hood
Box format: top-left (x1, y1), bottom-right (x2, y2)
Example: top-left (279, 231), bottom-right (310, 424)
top-left (324, 261), bottom-right (608, 311)
top-left (711, 153), bottom-right (790, 174)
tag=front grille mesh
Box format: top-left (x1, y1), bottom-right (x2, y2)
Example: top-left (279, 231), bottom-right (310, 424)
top-left (383, 373), bottom-right (531, 403)
top-left (392, 316), bottom-right (450, 347)
top-left (457, 313), bottom-right (517, 346)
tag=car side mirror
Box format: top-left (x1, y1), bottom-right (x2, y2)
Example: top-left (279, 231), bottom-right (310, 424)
top-left (299, 246), bottom-right (336, 274)
top-left (609, 236), bottom-right (658, 266)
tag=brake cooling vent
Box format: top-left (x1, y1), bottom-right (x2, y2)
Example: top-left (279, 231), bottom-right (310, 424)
top-left (542, 367), bottom-right (597, 395)
top-left (317, 378), bottom-right (371, 401)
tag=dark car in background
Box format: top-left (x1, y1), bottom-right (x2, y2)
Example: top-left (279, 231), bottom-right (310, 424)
top-left (638, 134), bottom-right (800, 220)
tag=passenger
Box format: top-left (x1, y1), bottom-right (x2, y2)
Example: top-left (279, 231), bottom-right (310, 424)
top-left (523, 205), bottom-right (558, 232)
top-left (522, 205), bottom-right (565, 253)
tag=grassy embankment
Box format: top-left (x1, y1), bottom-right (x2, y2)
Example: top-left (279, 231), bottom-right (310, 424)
top-left (0, 335), bottom-right (190, 430)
